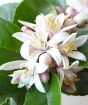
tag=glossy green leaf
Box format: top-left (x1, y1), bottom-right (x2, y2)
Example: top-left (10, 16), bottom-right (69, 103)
top-left (13, 0), bottom-right (56, 26)
top-left (0, 3), bottom-right (19, 22)
top-left (47, 0), bottom-right (66, 10)
top-left (0, 70), bottom-right (26, 105)
top-left (77, 25), bottom-right (88, 68)
top-left (74, 69), bottom-right (88, 95)
top-left (24, 74), bottom-right (61, 105)
top-left (0, 18), bottom-right (22, 65)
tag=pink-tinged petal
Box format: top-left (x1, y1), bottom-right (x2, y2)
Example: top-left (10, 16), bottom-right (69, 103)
top-left (10, 71), bottom-right (22, 84)
top-left (20, 40), bottom-right (34, 60)
top-left (85, 0), bottom-right (88, 7)
top-left (74, 8), bottom-right (88, 25)
top-left (67, 51), bottom-right (86, 61)
top-left (34, 72), bottom-right (45, 93)
top-left (66, 0), bottom-right (83, 12)
top-left (55, 13), bottom-right (65, 29)
top-left (61, 33), bottom-right (77, 45)
top-left (48, 32), bottom-right (69, 46)
top-left (47, 48), bottom-right (62, 66)
top-left (57, 67), bottom-right (64, 83)
top-left (66, 7), bottom-right (79, 17)
top-left (12, 32), bottom-right (31, 42)
top-left (62, 56), bottom-right (69, 69)
top-left (18, 20), bottom-right (36, 30)
top-left (75, 35), bottom-right (88, 47)
top-left (35, 63), bottom-right (49, 73)
top-left (0, 60), bottom-right (26, 70)
top-left (60, 24), bottom-right (77, 32)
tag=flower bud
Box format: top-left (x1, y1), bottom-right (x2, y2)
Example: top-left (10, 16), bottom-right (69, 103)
top-left (39, 53), bottom-right (55, 67)
top-left (66, 7), bottom-right (78, 17)
top-left (63, 83), bottom-right (76, 93)
top-left (40, 72), bottom-right (50, 83)
top-left (64, 18), bottom-right (76, 34)
top-left (74, 8), bottom-right (88, 26)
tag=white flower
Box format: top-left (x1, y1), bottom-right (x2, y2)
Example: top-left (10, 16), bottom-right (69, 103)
top-left (13, 31), bottom-right (71, 66)
top-left (66, 0), bottom-right (88, 25)
top-left (57, 33), bottom-right (88, 68)
top-left (36, 13), bottom-right (76, 36)
top-left (0, 60), bottom-right (49, 93)
top-left (57, 60), bottom-right (83, 93)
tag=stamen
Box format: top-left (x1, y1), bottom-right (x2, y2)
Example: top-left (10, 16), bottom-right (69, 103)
top-left (63, 42), bottom-right (77, 53)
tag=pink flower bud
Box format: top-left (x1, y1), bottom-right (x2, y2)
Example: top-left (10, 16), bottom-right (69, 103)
top-left (39, 53), bottom-right (55, 67)
top-left (40, 72), bottom-right (50, 83)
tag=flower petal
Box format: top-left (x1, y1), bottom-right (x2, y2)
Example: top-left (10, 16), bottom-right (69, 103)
top-left (35, 63), bottom-right (49, 73)
top-left (55, 13), bottom-right (65, 29)
top-left (60, 24), bottom-right (77, 32)
top-left (48, 32), bottom-right (69, 46)
top-left (75, 35), bottom-right (88, 47)
top-left (57, 67), bottom-right (64, 83)
top-left (0, 60), bottom-right (26, 70)
top-left (70, 60), bottom-right (79, 68)
top-left (12, 32), bottom-right (31, 42)
top-left (61, 33), bottom-right (77, 45)
top-left (34, 72), bottom-right (45, 93)
top-left (18, 20), bottom-right (36, 30)
top-left (66, 0), bottom-right (83, 12)
top-left (62, 56), bottom-right (69, 69)
top-left (47, 48), bottom-right (62, 66)
top-left (67, 51), bottom-right (86, 61)
top-left (20, 40), bottom-right (34, 60)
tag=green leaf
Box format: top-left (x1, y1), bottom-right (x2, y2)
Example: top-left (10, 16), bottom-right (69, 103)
top-left (0, 18), bottom-right (22, 65)
top-left (23, 74), bottom-right (61, 105)
top-left (47, 0), bottom-right (66, 10)
top-left (77, 25), bottom-right (88, 68)
top-left (0, 3), bottom-right (19, 22)
top-left (0, 70), bottom-right (26, 105)
top-left (1, 98), bottom-right (17, 105)
top-left (13, 0), bottom-right (56, 26)
top-left (74, 69), bottom-right (88, 95)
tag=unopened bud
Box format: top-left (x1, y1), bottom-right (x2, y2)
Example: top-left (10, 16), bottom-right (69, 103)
top-left (74, 8), bottom-right (88, 26)
top-left (40, 72), bottom-right (50, 83)
top-left (39, 53), bottom-right (55, 67)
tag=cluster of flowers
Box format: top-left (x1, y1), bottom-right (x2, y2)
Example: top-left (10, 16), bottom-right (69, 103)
top-left (0, 0), bottom-right (88, 94)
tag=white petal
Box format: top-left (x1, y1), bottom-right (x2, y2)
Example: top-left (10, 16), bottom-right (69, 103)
top-left (66, 0), bottom-right (83, 12)
top-left (0, 60), bottom-right (26, 70)
top-left (48, 32), bottom-right (69, 46)
top-left (20, 40), bottom-right (33, 60)
top-left (47, 48), bottom-right (62, 66)
top-left (36, 14), bottom-right (46, 34)
top-left (75, 35), bottom-right (88, 47)
top-left (55, 13), bottom-right (65, 29)
top-left (28, 76), bottom-right (34, 88)
top-left (61, 33), bottom-right (77, 45)
top-left (34, 73), bottom-right (45, 93)
top-left (12, 32), bottom-right (31, 42)
top-left (35, 63), bottom-right (49, 73)
top-left (18, 20), bottom-right (36, 30)
top-left (62, 56), bottom-right (69, 69)
top-left (67, 51), bottom-right (86, 61)
top-left (70, 60), bottom-right (79, 69)
top-left (60, 24), bottom-right (77, 32)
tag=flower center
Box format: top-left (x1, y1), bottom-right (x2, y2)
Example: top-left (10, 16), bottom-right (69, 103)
top-left (64, 74), bottom-right (79, 85)
top-left (63, 42), bottom-right (76, 53)
top-left (47, 16), bottom-right (60, 31)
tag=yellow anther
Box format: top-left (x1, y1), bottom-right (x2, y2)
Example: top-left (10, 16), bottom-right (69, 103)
top-left (63, 42), bottom-right (76, 53)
